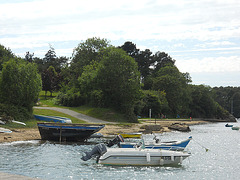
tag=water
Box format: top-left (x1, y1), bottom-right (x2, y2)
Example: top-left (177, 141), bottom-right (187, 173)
top-left (1, 121), bottom-right (240, 180)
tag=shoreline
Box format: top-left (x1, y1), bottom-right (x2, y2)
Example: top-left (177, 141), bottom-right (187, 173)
top-left (0, 120), bottom-right (209, 143)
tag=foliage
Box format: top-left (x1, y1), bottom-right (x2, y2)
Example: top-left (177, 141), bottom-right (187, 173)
top-left (189, 85), bottom-right (218, 118)
top-left (56, 88), bottom-right (84, 107)
top-left (70, 37), bottom-right (110, 79)
top-left (152, 65), bottom-right (191, 116)
top-left (0, 103), bottom-right (32, 121)
top-left (135, 90), bottom-right (169, 118)
top-left (96, 47), bottom-right (141, 122)
top-left (213, 86), bottom-right (240, 118)
top-left (41, 66), bottom-right (60, 97)
top-left (0, 44), bottom-right (15, 70)
top-left (0, 59), bottom-right (42, 111)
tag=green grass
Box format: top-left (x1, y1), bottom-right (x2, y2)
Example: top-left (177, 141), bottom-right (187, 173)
top-left (36, 91), bottom-right (131, 123)
top-left (68, 105), bottom-right (130, 123)
top-left (33, 108), bottom-right (85, 123)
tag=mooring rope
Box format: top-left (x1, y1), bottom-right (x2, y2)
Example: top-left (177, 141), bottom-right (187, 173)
top-left (192, 138), bottom-right (209, 152)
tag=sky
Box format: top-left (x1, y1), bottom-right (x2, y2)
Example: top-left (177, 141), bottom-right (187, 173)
top-left (1, 0), bottom-right (240, 87)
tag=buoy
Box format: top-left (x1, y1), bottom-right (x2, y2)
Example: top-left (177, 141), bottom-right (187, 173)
top-left (171, 155), bottom-right (174, 161)
top-left (146, 153), bottom-right (151, 162)
top-left (160, 158), bottom-right (164, 165)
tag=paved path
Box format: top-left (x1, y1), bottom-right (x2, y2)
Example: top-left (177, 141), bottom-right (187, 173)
top-left (0, 172), bottom-right (39, 180)
top-left (34, 106), bottom-right (111, 124)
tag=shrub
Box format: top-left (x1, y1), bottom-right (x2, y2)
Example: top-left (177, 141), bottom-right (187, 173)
top-left (0, 103), bottom-right (32, 121)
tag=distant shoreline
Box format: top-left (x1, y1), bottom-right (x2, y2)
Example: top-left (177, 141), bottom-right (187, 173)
top-left (0, 120), bottom-right (208, 143)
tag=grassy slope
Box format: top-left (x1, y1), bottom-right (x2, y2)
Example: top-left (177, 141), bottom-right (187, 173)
top-left (36, 91), bottom-right (129, 123)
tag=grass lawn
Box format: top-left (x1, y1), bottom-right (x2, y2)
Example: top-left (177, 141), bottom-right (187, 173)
top-left (33, 108), bottom-right (85, 124)
top-left (37, 91), bottom-right (131, 123)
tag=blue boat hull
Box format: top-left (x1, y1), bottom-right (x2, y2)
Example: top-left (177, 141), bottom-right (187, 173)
top-left (119, 137), bottom-right (192, 150)
top-left (34, 115), bottom-right (72, 123)
top-left (37, 122), bottom-right (105, 142)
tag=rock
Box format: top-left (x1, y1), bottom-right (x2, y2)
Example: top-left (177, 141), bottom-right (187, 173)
top-left (140, 125), bottom-right (162, 131)
top-left (140, 125), bottom-right (162, 134)
top-left (168, 123), bottom-right (191, 132)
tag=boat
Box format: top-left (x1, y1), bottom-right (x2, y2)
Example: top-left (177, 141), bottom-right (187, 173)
top-left (119, 136), bottom-right (192, 150)
top-left (232, 126), bottom-right (239, 130)
top-left (225, 123), bottom-right (233, 127)
top-left (0, 127), bottom-right (12, 133)
top-left (90, 133), bottom-right (103, 138)
top-left (34, 115), bottom-right (72, 123)
top-left (37, 122), bottom-right (105, 142)
top-left (81, 144), bottom-right (190, 166)
top-left (120, 132), bottom-right (142, 138)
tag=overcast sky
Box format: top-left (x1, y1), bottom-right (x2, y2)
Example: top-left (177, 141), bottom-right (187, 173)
top-left (1, 0), bottom-right (240, 87)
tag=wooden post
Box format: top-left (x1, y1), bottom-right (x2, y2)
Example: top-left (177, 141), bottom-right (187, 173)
top-left (59, 126), bottom-right (62, 143)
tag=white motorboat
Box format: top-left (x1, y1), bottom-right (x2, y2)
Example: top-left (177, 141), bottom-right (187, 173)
top-left (82, 144), bottom-right (190, 166)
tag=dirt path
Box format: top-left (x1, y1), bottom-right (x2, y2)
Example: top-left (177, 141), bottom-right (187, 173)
top-left (34, 106), bottom-right (111, 124)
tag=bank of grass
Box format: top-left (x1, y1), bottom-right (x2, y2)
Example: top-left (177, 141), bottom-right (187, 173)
top-left (37, 91), bottom-right (130, 123)
top-left (1, 108), bottom-right (86, 129)
top-left (33, 109), bottom-right (85, 124)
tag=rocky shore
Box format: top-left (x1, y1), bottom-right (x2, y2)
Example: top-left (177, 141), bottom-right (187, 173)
top-left (0, 120), bottom-right (208, 143)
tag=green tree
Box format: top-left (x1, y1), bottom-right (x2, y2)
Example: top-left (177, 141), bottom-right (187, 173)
top-left (152, 65), bottom-right (191, 116)
top-left (0, 59), bottom-right (42, 111)
top-left (213, 86), bottom-right (240, 118)
top-left (41, 66), bottom-right (58, 97)
top-left (96, 47), bottom-right (141, 122)
top-left (0, 44), bottom-right (15, 70)
top-left (138, 90), bottom-right (169, 118)
top-left (190, 85), bottom-right (217, 118)
top-left (152, 52), bottom-right (175, 73)
top-left (71, 37), bottom-right (110, 79)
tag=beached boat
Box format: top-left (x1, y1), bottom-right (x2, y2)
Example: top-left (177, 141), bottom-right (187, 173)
top-left (37, 122), bottom-right (105, 142)
top-left (119, 136), bottom-right (192, 150)
top-left (82, 144), bottom-right (190, 166)
top-left (225, 123), bottom-right (233, 127)
top-left (0, 127), bottom-right (12, 133)
top-left (34, 115), bottom-right (72, 123)
top-left (232, 126), bottom-right (239, 130)
top-left (120, 132), bottom-right (142, 138)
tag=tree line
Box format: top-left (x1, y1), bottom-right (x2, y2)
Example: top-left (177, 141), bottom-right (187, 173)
top-left (0, 38), bottom-right (239, 122)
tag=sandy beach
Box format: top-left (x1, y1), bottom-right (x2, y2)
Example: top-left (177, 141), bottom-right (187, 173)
top-left (0, 120), bottom-right (208, 143)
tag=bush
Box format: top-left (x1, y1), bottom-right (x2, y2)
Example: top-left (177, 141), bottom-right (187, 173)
top-left (90, 90), bottom-right (104, 107)
top-left (56, 90), bottom-right (85, 107)
top-left (0, 103), bottom-right (32, 121)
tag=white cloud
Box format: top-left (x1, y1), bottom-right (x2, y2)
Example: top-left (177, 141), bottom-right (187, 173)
top-left (1, 0), bottom-right (240, 87)
top-left (176, 56), bottom-right (240, 73)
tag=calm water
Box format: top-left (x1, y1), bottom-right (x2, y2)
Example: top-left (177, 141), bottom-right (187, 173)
top-left (1, 121), bottom-right (240, 180)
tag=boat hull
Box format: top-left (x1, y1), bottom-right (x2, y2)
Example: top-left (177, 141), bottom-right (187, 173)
top-left (37, 123), bottom-right (105, 142)
top-left (232, 126), bottom-right (239, 130)
top-left (120, 133), bottom-right (142, 138)
top-left (98, 148), bottom-right (190, 166)
top-left (34, 115), bottom-right (72, 123)
top-left (119, 137), bottom-right (192, 150)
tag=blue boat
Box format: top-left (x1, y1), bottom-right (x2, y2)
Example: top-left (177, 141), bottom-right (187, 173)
top-left (34, 115), bottom-right (72, 123)
top-left (225, 123), bottom-right (233, 127)
top-left (119, 136), bottom-right (192, 150)
top-left (37, 122), bottom-right (105, 142)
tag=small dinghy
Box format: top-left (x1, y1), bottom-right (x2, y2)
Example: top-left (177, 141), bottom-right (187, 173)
top-left (232, 126), bottom-right (239, 130)
top-left (0, 127), bottom-right (12, 133)
top-left (225, 123), bottom-right (233, 127)
top-left (82, 143), bottom-right (191, 166)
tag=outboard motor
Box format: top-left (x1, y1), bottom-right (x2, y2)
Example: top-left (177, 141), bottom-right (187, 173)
top-left (81, 144), bottom-right (107, 161)
top-left (106, 134), bottom-right (124, 147)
